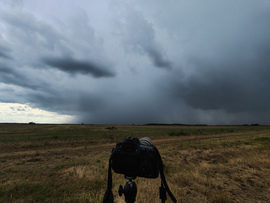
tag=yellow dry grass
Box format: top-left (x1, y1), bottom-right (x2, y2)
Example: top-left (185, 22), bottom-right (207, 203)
top-left (0, 124), bottom-right (270, 202)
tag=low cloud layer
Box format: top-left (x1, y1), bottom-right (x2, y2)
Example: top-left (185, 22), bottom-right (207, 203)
top-left (42, 57), bottom-right (115, 77)
top-left (0, 47), bottom-right (12, 60)
top-left (1, 0), bottom-right (270, 125)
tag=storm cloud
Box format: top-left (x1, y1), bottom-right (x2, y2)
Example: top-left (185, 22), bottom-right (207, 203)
top-left (117, 6), bottom-right (172, 69)
top-left (1, 0), bottom-right (270, 125)
top-left (0, 50), bottom-right (12, 60)
top-left (42, 57), bottom-right (115, 77)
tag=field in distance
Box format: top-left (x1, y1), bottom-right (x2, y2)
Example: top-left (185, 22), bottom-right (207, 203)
top-left (0, 124), bottom-right (270, 202)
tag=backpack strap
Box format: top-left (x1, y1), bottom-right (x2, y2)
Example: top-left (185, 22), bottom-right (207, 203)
top-left (159, 181), bottom-right (167, 203)
top-left (156, 148), bottom-right (177, 203)
top-left (103, 157), bottom-right (114, 203)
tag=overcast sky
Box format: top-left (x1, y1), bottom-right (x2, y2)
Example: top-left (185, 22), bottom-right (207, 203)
top-left (1, 0), bottom-right (270, 125)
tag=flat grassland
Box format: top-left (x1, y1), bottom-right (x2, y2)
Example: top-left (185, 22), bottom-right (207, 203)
top-left (0, 124), bottom-right (270, 202)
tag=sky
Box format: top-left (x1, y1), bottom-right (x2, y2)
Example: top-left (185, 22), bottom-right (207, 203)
top-left (1, 0), bottom-right (270, 125)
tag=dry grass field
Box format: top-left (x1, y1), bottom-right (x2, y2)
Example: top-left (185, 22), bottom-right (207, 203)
top-left (0, 124), bottom-right (270, 202)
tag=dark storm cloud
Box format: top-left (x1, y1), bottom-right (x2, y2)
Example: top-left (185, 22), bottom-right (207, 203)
top-left (170, 35), bottom-right (270, 116)
top-left (1, 0), bottom-right (270, 125)
top-left (1, 8), bottom-right (109, 66)
top-left (0, 51), bottom-right (8, 59)
top-left (0, 65), bottom-right (26, 86)
top-left (74, 92), bottom-right (168, 125)
top-left (119, 7), bottom-right (172, 69)
top-left (1, 10), bottom-right (63, 51)
top-left (0, 45), bottom-right (12, 60)
top-left (146, 47), bottom-right (172, 69)
top-left (0, 66), bottom-right (13, 74)
top-left (42, 57), bottom-right (115, 78)
top-left (0, 65), bottom-right (51, 91)
top-left (26, 88), bottom-right (106, 117)
top-left (0, 51), bottom-right (11, 60)
top-left (140, 1), bottom-right (269, 125)
top-left (28, 92), bottom-right (75, 113)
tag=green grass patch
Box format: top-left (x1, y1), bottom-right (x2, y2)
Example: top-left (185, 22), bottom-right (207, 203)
top-left (168, 126), bottom-right (269, 137)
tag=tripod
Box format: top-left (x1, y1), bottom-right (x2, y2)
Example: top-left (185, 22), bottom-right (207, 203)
top-left (118, 177), bottom-right (137, 203)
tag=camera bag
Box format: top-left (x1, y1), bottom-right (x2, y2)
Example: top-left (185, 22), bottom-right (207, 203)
top-left (103, 140), bottom-right (177, 203)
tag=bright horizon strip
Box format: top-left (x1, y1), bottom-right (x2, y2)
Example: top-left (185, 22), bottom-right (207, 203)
top-left (0, 102), bottom-right (74, 124)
